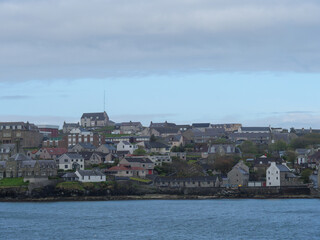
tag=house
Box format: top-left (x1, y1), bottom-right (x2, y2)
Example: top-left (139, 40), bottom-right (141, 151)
top-left (138, 141), bottom-right (170, 154)
top-left (0, 122), bottom-right (43, 148)
top-left (106, 165), bottom-right (147, 178)
top-left (170, 152), bottom-right (187, 161)
top-left (183, 128), bottom-right (226, 144)
top-left (192, 123), bottom-right (211, 132)
top-left (0, 153), bottom-right (57, 179)
top-left (266, 162), bottom-right (300, 187)
top-left (154, 176), bottom-right (220, 188)
top-left (75, 170), bottom-right (106, 182)
top-left (33, 147), bottom-right (67, 160)
top-left (61, 172), bottom-right (79, 181)
top-left (79, 151), bottom-right (112, 167)
top-left (211, 123), bottom-right (242, 132)
top-left (0, 144), bottom-right (17, 161)
top-left (63, 122), bottom-right (80, 134)
top-left (116, 141), bottom-right (137, 154)
top-left (119, 157), bottom-right (154, 175)
top-left (96, 144), bottom-right (117, 154)
top-left (80, 111), bottom-right (111, 128)
top-left (308, 151), bottom-right (320, 167)
top-left (37, 125), bottom-right (59, 138)
top-left (253, 156), bottom-right (283, 172)
top-left (166, 134), bottom-right (184, 147)
top-left (67, 128), bottom-right (105, 147)
top-left (69, 143), bottom-right (97, 152)
top-left (295, 149), bottom-right (312, 165)
top-left (237, 127), bottom-right (271, 133)
top-left (57, 153), bottom-right (84, 170)
top-left (229, 132), bottom-right (271, 145)
top-left (148, 155), bottom-right (172, 166)
top-left (120, 121), bottom-right (143, 134)
top-left (227, 161), bottom-right (250, 187)
top-left (208, 144), bottom-right (241, 156)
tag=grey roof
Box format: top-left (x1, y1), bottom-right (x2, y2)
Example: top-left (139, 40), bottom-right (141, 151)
top-left (77, 170), bottom-right (105, 177)
top-left (0, 144), bottom-right (16, 150)
top-left (121, 141), bottom-right (131, 145)
top-left (9, 153), bottom-right (32, 161)
top-left (37, 160), bottom-right (56, 168)
top-left (120, 122), bottom-right (142, 127)
top-left (241, 127), bottom-right (270, 132)
top-left (150, 122), bottom-right (177, 128)
top-left (101, 144), bottom-right (116, 150)
top-left (63, 122), bottom-right (79, 127)
top-left (20, 160), bottom-right (36, 168)
top-left (78, 151), bottom-right (94, 160)
top-left (295, 149), bottom-right (310, 155)
top-left (144, 141), bottom-right (170, 149)
top-left (77, 143), bottom-right (96, 150)
top-left (64, 153), bottom-right (84, 159)
top-left (62, 172), bottom-right (78, 178)
top-left (276, 164), bottom-right (291, 172)
top-left (81, 112), bottom-right (108, 120)
top-left (192, 123), bottom-right (211, 128)
top-left (153, 127), bottom-right (179, 134)
top-left (124, 157), bottom-right (153, 164)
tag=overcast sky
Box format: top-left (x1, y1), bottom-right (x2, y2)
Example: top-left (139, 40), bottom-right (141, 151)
top-left (1, 0), bottom-right (320, 128)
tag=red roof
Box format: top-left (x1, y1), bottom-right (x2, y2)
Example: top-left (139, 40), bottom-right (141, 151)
top-left (45, 148), bottom-right (68, 156)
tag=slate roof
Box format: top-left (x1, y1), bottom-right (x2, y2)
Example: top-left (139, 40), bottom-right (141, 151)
top-left (144, 141), bottom-right (170, 149)
top-left (78, 151), bottom-right (94, 160)
top-left (276, 164), bottom-right (291, 172)
top-left (192, 123), bottom-right (211, 128)
top-left (46, 148), bottom-right (68, 156)
top-left (107, 165), bottom-right (145, 171)
top-left (120, 122), bottom-right (142, 127)
top-left (9, 153), bottom-right (32, 161)
top-left (63, 153), bottom-right (84, 159)
top-left (101, 144), bottom-right (116, 151)
top-left (153, 127), bottom-right (179, 134)
top-left (295, 149), bottom-right (310, 155)
top-left (81, 112), bottom-right (107, 120)
top-left (124, 157), bottom-right (153, 163)
top-left (241, 127), bottom-right (270, 132)
top-left (62, 172), bottom-right (78, 178)
top-left (77, 143), bottom-right (96, 150)
top-left (77, 170), bottom-right (105, 177)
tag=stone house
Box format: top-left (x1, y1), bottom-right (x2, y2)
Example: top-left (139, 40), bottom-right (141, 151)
top-left (0, 144), bottom-right (17, 160)
top-left (80, 112), bottom-right (110, 128)
top-left (154, 176), bottom-right (220, 188)
top-left (75, 170), bottom-right (106, 182)
top-left (96, 144), bottom-right (117, 154)
top-left (120, 121), bottom-right (143, 134)
top-left (208, 144), bottom-right (241, 156)
top-left (0, 153), bottom-right (57, 179)
top-left (62, 122), bottom-right (80, 134)
top-left (33, 148), bottom-right (67, 160)
top-left (0, 122), bottom-right (42, 148)
top-left (266, 162), bottom-right (300, 187)
top-left (137, 141), bottom-right (170, 154)
top-left (69, 143), bottom-right (97, 152)
top-left (227, 161), bottom-right (250, 187)
top-left (57, 153), bottom-right (84, 171)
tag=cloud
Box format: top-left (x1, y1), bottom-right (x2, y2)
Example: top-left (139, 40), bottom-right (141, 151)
top-left (0, 0), bottom-right (320, 81)
top-left (0, 95), bottom-right (31, 100)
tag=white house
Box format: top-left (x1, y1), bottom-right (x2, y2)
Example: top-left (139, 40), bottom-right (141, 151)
top-left (58, 153), bottom-right (84, 170)
top-left (75, 170), bottom-right (106, 182)
top-left (266, 162), bottom-right (298, 187)
top-left (116, 140), bottom-right (137, 154)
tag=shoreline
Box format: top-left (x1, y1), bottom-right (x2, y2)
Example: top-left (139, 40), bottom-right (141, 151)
top-left (0, 194), bottom-right (318, 202)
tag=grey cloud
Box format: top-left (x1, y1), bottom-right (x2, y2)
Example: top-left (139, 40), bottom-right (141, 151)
top-left (0, 95), bottom-right (31, 100)
top-left (0, 0), bottom-right (320, 81)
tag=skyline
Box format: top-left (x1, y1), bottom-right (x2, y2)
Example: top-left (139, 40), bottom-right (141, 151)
top-left (1, 1), bottom-right (320, 128)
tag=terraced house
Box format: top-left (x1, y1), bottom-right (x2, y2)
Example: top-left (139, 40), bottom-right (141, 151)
top-left (0, 153), bottom-right (57, 179)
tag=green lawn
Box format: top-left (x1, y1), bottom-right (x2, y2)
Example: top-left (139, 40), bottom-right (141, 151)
top-left (56, 181), bottom-right (84, 191)
top-left (0, 177), bottom-right (28, 187)
top-left (130, 177), bottom-right (152, 183)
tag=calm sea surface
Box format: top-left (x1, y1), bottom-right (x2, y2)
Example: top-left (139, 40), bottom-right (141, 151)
top-left (1, 199), bottom-right (320, 240)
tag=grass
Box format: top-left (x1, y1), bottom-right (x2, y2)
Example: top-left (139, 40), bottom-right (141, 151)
top-left (0, 177), bottom-right (28, 187)
top-left (130, 177), bottom-right (152, 183)
top-left (56, 181), bottom-right (84, 191)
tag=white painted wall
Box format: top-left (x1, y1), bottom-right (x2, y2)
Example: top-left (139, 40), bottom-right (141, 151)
top-left (266, 162), bottom-right (280, 187)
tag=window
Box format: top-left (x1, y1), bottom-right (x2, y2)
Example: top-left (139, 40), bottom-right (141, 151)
top-left (276, 171), bottom-right (278, 174)
top-left (276, 177), bottom-right (278, 180)
top-left (268, 177), bottom-right (270, 180)
top-left (65, 165), bottom-right (68, 168)
top-left (64, 159), bottom-right (68, 162)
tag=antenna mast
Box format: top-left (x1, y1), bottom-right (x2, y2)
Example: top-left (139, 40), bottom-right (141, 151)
top-left (103, 90), bottom-right (106, 112)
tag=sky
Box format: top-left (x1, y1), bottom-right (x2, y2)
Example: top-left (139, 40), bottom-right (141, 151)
top-left (1, 0), bottom-right (320, 128)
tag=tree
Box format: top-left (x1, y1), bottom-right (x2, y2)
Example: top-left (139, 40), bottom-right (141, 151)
top-left (133, 147), bottom-right (147, 156)
top-left (300, 169), bottom-right (312, 184)
top-left (239, 141), bottom-right (258, 155)
top-left (269, 140), bottom-right (288, 153)
top-left (283, 150), bottom-right (297, 166)
top-left (212, 156), bottom-right (238, 175)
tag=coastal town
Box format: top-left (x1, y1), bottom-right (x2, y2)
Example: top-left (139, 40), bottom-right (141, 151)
top-left (1, 111), bottom-right (320, 199)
